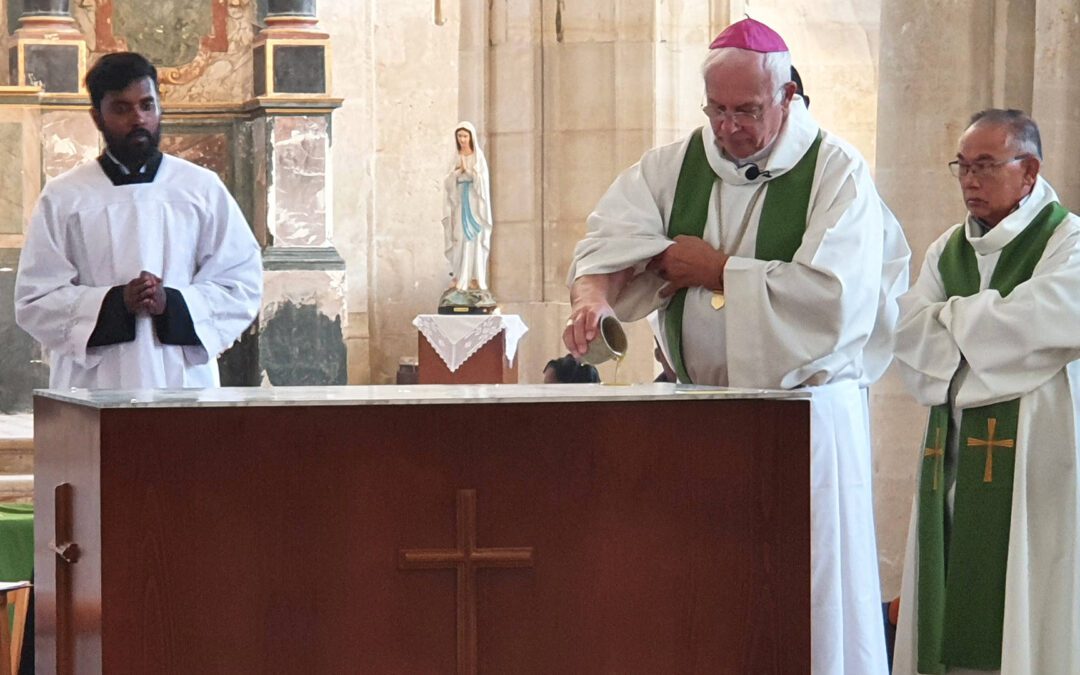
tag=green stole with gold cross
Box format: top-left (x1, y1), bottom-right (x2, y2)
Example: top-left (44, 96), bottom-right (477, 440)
top-left (663, 128), bottom-right (823, 384)
top-left (917, 201), bottom-right (1069, 673)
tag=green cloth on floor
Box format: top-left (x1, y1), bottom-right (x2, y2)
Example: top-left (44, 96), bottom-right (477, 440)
top-left (0, 503), bottom-right (33, 637)
top-left (0, 503), bottom-right (33, 582)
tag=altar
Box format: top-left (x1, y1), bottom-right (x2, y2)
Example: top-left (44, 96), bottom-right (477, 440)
top-left (33, 384), bottom-right (810, 674)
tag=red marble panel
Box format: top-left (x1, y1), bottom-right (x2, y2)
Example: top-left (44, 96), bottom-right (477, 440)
top-left (159, 132), bottom-right (230, 186)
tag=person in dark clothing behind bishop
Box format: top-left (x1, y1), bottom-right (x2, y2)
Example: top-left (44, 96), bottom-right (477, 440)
top-left (15, 52), bottom-right (263, 389)
top-left (542, 354), bottom-right (601, 383)
top-left (790, 65), bottom-right (809, 109)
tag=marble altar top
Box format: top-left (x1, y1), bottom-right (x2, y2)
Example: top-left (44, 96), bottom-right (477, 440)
top-left (34, 384), bottom-right (810, 409)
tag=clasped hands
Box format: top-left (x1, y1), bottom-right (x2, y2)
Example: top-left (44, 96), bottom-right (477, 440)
top-left (122, 270), bottom-right (166, 316)
top-left (646, 235), bottom-right (728, 298)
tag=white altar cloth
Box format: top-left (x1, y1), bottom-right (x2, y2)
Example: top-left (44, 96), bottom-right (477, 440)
top-left (412, 314), bottom-right (528, 373)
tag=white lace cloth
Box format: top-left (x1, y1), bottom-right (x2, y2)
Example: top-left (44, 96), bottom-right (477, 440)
top-left (413, 314), bottom-right (529, 373)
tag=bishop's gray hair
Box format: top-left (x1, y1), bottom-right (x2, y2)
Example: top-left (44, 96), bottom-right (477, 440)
top-left (968, 109), bottom-right (1043, 160)
top-left (701, 47), bottom-right (792, 94)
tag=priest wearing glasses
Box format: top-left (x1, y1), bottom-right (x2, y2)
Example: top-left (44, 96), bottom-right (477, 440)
top-left (563, 17), bottom-right (909, 674)
top-left (15, 52), bottom-right (262, 389)
top-left (893, 110), bottom-right (1080, 674)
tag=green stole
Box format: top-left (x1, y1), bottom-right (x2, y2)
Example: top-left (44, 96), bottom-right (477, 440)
top-left (663, 128), bottom-right (823, 383)
top-left (917, 201), bottom-right (1069, 673)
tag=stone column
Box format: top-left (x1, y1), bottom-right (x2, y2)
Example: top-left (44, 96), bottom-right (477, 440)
top-left (247, 4), bottom-right (347, 386)
top-left (872, 0), bottom-right (998, 597)
top-left (486, 1), bottom-right (539, 305)
top-left (457, 0), bottom-right (487, 128)
top-left (8, 0), bottom-right (86, 94)
top-left (1032, 0), bottom-right (1080, 207)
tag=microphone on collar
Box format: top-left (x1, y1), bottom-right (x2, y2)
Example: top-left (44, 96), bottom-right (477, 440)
top-left (744, 163), bottom-right (771, 181)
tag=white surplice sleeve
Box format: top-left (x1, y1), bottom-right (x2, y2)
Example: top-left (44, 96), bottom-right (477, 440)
top-left (942, 217), bottom-right (1080, 408)
top-left (567, 141), bottom-right (681, 321)
top-left (175, 176), bottom-right (263, 364)
top-left (14, 188), bottom-right (110, 369)
top-left (893, 229), bottom-right (962, 407)
top-left (723, 145), bottom-right (885, 389)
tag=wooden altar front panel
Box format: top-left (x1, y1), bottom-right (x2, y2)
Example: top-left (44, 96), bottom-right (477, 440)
top-left (34, 391), bottom-right (810, 674)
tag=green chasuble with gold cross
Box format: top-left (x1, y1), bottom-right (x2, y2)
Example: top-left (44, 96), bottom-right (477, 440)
top-left (663, 128), bottom-right (822, 384)
top-left (917, 201), bottom-right (1069, 673)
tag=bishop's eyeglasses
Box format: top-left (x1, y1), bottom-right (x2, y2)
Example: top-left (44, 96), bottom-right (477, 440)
top-left (948, 155), bottom-right (1029, 179)
top-left (701, 105), bottom-right (768, 127)
top-left (701, 86), bottom-right (786, 127)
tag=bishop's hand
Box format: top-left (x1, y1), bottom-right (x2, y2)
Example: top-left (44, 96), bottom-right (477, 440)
top-left (647, 235), bottom-right (728, 298)
top-left (563, 299), bottom-right (614, 359)
top-left (564, 270), bottom-right (633, 358)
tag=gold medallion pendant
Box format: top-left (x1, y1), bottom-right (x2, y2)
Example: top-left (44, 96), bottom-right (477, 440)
top-left (711, 291), bottom-right (726, 310)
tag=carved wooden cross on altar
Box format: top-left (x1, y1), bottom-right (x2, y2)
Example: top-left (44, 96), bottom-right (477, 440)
top-left (399, 489), bottom-right (535, 675)
top-left (966, 417), bottom-right (1015, 483)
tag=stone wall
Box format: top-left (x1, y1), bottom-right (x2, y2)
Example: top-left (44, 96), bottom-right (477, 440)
top-left (318, 0), bottom-right (460, 385)
top-left (736, 1), bottom-right (882, 166)
top-left (319, 1), bottom-right (376, 383)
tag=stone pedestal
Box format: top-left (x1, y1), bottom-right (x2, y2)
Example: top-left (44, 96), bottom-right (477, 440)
top-left (244, 4), bottom-right (346, 386)
top-left (260, 247), bottom-right (348, 385)
top-left (7, 0), bottom-right (86, 94)
top-left (248, 100), bottom-right (347, 385)
top-left (252, 2), bottom-right (330, 98)
top-left (418, 332), bottom-right (519, 384)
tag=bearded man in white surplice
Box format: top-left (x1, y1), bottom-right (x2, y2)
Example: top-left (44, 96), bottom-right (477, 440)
top-left (15, 52), bottom-right (262, 389)
top-left (893, 111), bottom-right (1080, 675)
top-left (563, 17), bottom-right (910, 675)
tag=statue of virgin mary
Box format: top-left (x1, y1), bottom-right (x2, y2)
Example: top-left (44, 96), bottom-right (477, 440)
top-left (439, 121), bottom-right (497, 313)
